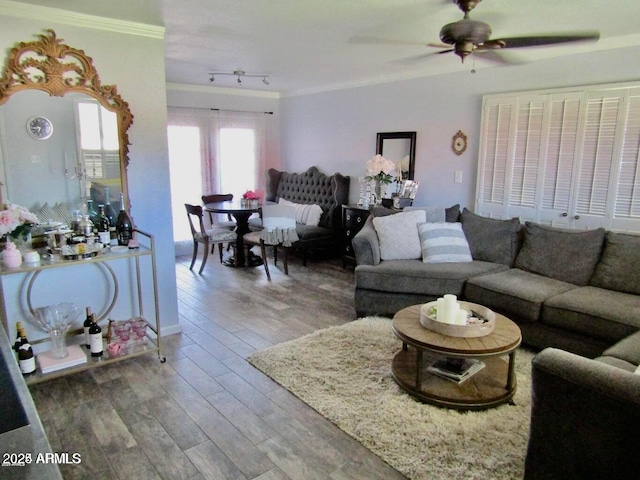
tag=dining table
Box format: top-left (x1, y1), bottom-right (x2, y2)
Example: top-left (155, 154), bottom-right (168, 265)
top-left (204, 200), bottom-right (266, 267)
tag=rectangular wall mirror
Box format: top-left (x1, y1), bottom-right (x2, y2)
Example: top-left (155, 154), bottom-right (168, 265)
top-left (376, 131), bottom-right (416, 180)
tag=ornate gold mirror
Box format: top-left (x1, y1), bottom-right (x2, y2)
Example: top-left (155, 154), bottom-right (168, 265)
top-left (0, 29), bottom-right (133, 215)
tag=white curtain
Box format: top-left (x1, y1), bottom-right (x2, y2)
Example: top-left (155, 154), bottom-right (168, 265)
top-left (167, 107), bottom-right (266, 249)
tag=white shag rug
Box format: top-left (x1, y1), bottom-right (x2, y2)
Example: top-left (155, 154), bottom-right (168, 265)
top-left (247, 317), bottom-right (535, 480)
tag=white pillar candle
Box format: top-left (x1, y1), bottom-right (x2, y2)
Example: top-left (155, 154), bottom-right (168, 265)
top-left (456, 309), bottom-right (468, 325)
top-left (443, 295), bottom-right (457, 324)
top-left (436, 298), bottom-right (445, 322)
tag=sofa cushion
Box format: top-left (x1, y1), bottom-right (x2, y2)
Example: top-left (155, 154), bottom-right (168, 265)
top-left (418, 222), bottom-right (472, 263)
top-left (514, 222), bottom-right (605, 286)
top-left (372, 210), bottom-right (426, 260)
top-left (590, 231), bottom-right (640, 295)
top-left (542, 286), bottom-right (640, 344)
top-left (460, 209), bottom-right (521, 266)
top-left (404, 206), bottom-right (445, 223)
top-left (277, 198), bottom-right (323, 226)
top-left (356, 259), bottom-right (508, 297)
top-left (464, 269), bottom-right (578, 323)
top-left (601, 330), bottom-right (640, 367)
top-left (294, 223), bottom-right (332, 242)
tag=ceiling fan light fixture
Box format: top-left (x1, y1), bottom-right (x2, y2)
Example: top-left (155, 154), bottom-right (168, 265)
top-left (454, 41), bottom-right (475, 62)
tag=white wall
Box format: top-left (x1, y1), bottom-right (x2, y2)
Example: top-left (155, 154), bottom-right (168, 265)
top-left (280, 46), bottom-right (640, 210)
top-left (0, 17), bottom-right (180, 336)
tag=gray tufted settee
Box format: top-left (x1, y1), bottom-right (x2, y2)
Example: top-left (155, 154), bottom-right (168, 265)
top-left (260, 166), bottom-right (349, 264)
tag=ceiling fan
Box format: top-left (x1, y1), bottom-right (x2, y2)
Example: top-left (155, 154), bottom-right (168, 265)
top-left (433, 0), bottom-right (600, 63)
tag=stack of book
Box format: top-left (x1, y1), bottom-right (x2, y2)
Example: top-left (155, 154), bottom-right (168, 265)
top-left (426, 357), bottom-right (485, 384)
top-left (37, 345), bottom-right (88, 374)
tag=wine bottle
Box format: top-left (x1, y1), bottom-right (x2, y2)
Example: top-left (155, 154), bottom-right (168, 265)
top-left (89, 313), bottom-right (103, 357)
top-left (86, 199), bottom-right (99, 233)
top-left (97, 205), bottom-right (111, 247)
top-left (83, 307), bottom-right (92, 349)
top-left (116, 192), bottom-right (133, 246)
top-left (17, 324), bottom-right (36, 375)
top-left (13, 322), bottom-right (22, 352)
top-left (103, 188), bottom-right (117, 243)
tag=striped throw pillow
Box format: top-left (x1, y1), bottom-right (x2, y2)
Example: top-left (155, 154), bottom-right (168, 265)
top-left (418, 222), bottom-right (472, 263)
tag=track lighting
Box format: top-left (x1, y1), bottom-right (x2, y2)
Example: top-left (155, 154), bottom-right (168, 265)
top-left (208, 70), bottom-right (270, 86)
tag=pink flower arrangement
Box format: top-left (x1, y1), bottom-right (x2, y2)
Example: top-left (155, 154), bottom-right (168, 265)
top-left (0, 203), bottom-right (39, 236)
top-left (242, 190), bottom-right (261, 200)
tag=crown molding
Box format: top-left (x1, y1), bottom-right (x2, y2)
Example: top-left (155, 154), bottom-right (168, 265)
top-left (167, 82), bottom-right (280, 99)
top-left (0, 0), bottom-right (165, 39)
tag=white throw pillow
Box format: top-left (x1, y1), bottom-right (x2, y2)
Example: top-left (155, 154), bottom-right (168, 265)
top-left (418, 222), bottom-right (473, 263)
top-left (278, 198), bottom-right (323, 226)
top-left (372, 210), bottom-right (426, 260)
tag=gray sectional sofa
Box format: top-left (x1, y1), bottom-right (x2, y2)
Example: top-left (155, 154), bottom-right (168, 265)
top-left (352, 207), bottom-right (640, 358)
top-left (523, 339), bottom-right (640, 480)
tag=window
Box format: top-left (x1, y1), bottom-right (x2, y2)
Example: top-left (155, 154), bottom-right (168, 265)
top-left (168, 125), bottom-right (203, 242)
top-left (477, 82), bottom-right (640, 232)
top-left (76, 100), bottom-right (119, 189)
top-left (219, 128), bottom-right (257, 196)
top-left (167, 108), bottom-right (266, 245)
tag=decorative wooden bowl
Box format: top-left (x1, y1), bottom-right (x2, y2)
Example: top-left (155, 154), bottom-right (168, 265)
top-left (419, 301), bottom-right (496, 338)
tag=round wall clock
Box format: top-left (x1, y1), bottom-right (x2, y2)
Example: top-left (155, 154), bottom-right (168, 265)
top-left (452, 130), bottom-right (467, 155)
top-left (26, 116), bottom-right (53, 140)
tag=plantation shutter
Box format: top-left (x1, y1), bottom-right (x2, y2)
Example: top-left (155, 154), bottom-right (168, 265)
top-left (612, 87), bottom-right (640, 231)
top-left (507, 96), bottom-right (545, 220)
top-left (476, 98), bottom-right (514, 218)
top-left (538, 93), bottom-right (582, 226)
top-left (477, 82), bottom-right (640, 232)
top-left (575, 91), bottom-right (622, 223)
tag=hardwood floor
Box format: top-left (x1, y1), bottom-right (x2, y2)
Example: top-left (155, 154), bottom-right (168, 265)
top-left (29, 249), bottom-right (407, 480)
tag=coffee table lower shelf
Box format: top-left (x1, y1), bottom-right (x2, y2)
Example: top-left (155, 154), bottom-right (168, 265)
top-left (391, 348), bottom-right (517, 410)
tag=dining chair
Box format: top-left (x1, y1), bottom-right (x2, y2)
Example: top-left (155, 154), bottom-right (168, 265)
top-left (243, 204), bottom-right (298, 280)
top-left (185, 204), bottom-right (237, 274)
top-left (201, 193), bottom-right (236, 230)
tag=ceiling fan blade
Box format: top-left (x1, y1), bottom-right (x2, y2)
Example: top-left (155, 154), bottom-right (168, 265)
top-left (485, 31), bottom-right (600, 49)
top-left (472, 50), bottom-right (508, 64)
top-left (427, 42), bottom-right (452, 49)
top-left (348, 35), bottom-right (427, 47)
top-left (391, 52), bottom-right (443, 66)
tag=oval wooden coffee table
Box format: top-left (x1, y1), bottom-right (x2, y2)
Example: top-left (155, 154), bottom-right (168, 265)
top-left (391, 304), bottom-right (522, 410)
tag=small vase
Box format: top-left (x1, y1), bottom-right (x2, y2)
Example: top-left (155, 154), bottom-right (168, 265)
top-left (374, 180), bottom-right (383, 206)
top-left (48, 326), bottom-right (70, 359)
top-left (2, 242), bottom-right (22, 268)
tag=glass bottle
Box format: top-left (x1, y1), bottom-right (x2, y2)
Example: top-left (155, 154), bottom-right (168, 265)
top-left (83, 307), bottom-right (92, 349)
top-left (71, 209), bottom-right (83, 235)
top-left (116, 193), bottom-right (133, 246)
top-left (16, 324), bottom-right (36, 375)
top-left (103, 187), bottom-right (117, 243)
top-left (97, 205), bottom-right (111, 247)
top-left (89, 313), bottom-right (103, 357)
top-left (13, 321), bottom-right (23, 358)
top-left (86, 199), bottom-right (99, 231)
top-left (79, 215), bottom-right (94, 240)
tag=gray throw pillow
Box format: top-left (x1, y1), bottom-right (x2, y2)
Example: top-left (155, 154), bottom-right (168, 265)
top-left (370, 206), bottom-right (398, 217)
top-left (445, 204), bottom-right (461, 223)
top-left (515, 222), bottom-right (605, 286)
top-left (590, 232), bottom-right (640, 294)
top-left (460, 208), bottom-right (521, 266)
